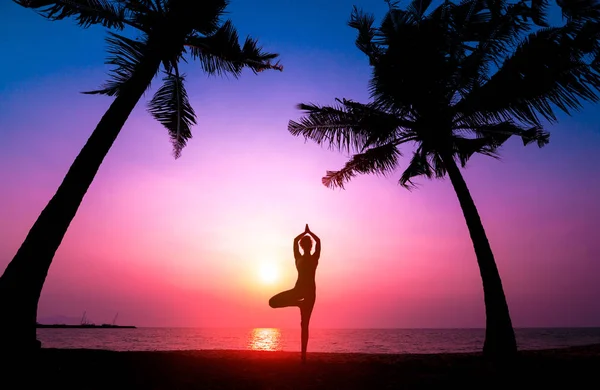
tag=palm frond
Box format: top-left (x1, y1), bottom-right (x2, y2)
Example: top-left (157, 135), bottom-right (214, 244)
top-left (340, 99), bottom-right (416, 149)
top-left (368, 5), bottom-right (460, 114)
top-left (398, 149), bottom-right (433, 190)
top-left (474, 121), bottom-right (550, 147)
top-left (456, 120), bottom-right (550, 147)
top-left (239, 36), bottom-right (282, 73)
top-left (185, 20), bottom-right (280, 78)
top-left (456, 26), bottom-right (600, 126)
top-left (452, 136), bottom-right (502, 166)
top-left (83, 31), bottom-right (150, 96)
top-left (450, 122), bottom-right (548, 168)
top-left (14, 0), bottom-right (128, 28)
top-left (123, 0), bottom-right (157, 12)
top-left (322, 143), bottom-right (401, 189)
top-left (289, 102), bottom-right (368, 154)
top-left (186, 21), bottom-right (241, 76)
top-left (519, 126), bottom-right (550, 146)
top-left (451, 0), bottom-right (533, 100)
top-left (348, 6), bottom-right (381, 64)
top-left (186, 0), bottom-right (229, 36)
top-left (406, 0), bottom-right (434, 21)
top-left (557, 0), bottom-right (600, 25)
top-left (449, 0), bottom-right (491, 37)
top-left (147, 69), bottom-right (197, 159)
top-left (530, 0), bottom-right (550, 27)
top-left (120, 0), bottom-right (161, 32)
top-left (383, 0), bottom-right (434, 28)
top-left (288, 99), bottom-right (411, 154)
top-left (569, 19), bottom-right (600, 55)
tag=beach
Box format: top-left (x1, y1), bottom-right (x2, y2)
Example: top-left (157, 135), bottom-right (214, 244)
top-left (19, 344), bottom-right (600, 389)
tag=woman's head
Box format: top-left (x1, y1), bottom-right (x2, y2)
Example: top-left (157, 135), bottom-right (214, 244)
top-left (300, 236), bottom-right (313, 252)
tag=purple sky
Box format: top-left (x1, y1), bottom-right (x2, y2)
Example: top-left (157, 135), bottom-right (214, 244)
top-left (1, 1), bottom-right (599, 328)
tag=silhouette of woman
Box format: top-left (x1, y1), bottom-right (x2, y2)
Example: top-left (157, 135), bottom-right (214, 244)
top-left (269, 224), bottom-right (320, 362)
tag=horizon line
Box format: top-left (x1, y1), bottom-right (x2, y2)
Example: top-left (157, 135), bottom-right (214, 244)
top-left (61, 326), bottom-right (600, 330)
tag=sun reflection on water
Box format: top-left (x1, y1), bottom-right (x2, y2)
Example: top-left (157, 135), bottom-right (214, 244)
top-left (248, 328), bottom-right (282, 351)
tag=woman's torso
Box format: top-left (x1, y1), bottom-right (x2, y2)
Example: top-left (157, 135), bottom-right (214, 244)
top-left (294, 254), bottom-right (318, 292)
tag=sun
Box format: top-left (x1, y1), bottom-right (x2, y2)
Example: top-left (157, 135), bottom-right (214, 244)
top-left (258, 263), bottom-right (279, 284)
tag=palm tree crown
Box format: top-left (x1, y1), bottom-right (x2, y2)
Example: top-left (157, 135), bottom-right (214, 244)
top-left (19, 0), bottom-right (283, 158)
top-left (289, 0), bottom-right (600, 188)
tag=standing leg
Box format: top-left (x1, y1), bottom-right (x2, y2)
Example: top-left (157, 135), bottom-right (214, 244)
top-left (299, 295), bottom-right (315, 363)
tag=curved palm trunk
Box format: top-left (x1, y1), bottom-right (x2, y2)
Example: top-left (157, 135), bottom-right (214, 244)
top-left (441, 153), bottom-right (517, 360)
top-left (0, 56), bottom-right (161, 352)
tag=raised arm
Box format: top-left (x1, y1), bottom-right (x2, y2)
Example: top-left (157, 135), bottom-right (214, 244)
top-left (306, 227), bottom-right (321, 259)
top-left (293, 231), bottom-right (304, 260)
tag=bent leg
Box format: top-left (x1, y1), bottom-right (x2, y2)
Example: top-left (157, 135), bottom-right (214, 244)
top-left (269, 289), bottom-right (302, 309)
top-left (300, 295), bottom-right (316, 362)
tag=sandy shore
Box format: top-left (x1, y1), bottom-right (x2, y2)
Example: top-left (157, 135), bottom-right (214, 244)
top-left (16, 344), bottom-right (600, 389)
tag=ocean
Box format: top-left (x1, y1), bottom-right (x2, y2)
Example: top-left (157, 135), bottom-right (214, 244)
top-left (36, 327), bottom-right (600, 354)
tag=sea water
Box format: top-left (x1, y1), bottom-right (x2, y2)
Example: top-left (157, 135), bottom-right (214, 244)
top-left (37, 327), bottom-right (600, 354)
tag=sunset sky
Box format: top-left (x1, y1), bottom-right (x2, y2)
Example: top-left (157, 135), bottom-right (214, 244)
top-left (1, 1), bottom-right (599, 329)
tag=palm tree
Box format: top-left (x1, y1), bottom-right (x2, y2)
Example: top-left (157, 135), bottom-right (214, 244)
top-left (1, 0), bottom-right (282, 351)
top-left (288, 0), bottom-right (600, 359)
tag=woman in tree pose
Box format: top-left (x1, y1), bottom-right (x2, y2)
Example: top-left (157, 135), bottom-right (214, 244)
top-left (269, 224), bottom-right (321, 362)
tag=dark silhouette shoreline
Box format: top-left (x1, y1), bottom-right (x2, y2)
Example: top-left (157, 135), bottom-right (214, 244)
top-left (7, 344), bottom-right (600, 389)
top-left (36, 324), bottom-right (136, 329)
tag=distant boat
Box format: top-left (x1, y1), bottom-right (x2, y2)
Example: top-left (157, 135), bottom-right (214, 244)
top-left (36, 311), bottom-right (136, 329)
top-left (35, 323), bottom-right (136, 329)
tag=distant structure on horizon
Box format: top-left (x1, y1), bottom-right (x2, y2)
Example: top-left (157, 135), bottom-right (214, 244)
top-left (36, 311), bottom-right (136, 329)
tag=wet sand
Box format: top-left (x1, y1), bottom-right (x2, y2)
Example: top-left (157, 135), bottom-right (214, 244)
top-left (20, 344), bottom-right (600, 389)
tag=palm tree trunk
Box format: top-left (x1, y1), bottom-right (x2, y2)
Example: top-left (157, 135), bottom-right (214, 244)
top-left (441, 152), bottom-right (517, 360)
top-left (0, 56), bottom-right (161, 353)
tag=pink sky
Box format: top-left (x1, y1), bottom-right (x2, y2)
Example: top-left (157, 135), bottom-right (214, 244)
top-left (1, 1), bottom-right (600, 328)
